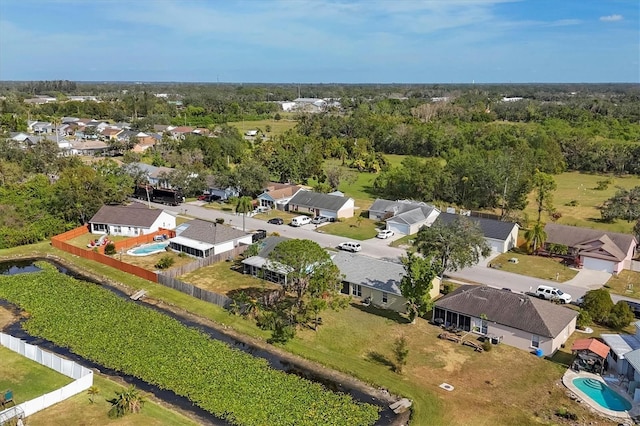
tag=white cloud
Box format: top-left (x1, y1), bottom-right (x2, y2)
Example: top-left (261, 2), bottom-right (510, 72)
top-left (600, 14), bottom-right (623, 22)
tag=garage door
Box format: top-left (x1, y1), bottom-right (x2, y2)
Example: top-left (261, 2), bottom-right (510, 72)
top-left (388, 223), bottom-right (410, 235)
top-left (486, 239), bottom-right (505, 254)
top-left (582, 257), bottom-right (615, 273)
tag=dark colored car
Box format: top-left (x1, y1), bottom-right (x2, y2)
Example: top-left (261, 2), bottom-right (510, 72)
top-left (198, 194), bottom-right (221, 202)
top-left (251, 229), bottom-right (267, 243)
top-left (267, 218), bottom-right (284, 225)
top-left (622, 300), bottom-right (640, 318)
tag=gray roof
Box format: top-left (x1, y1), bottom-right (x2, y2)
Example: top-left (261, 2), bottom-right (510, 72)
top-left (128, 162), bottom-right (176, 180)
top-left (434, 285), bottom-right (578, 338)
top-left (545, 223), bottom-right (637, 260)
top-left (436, 212), bottom-right (518, 241)
top-left (331, 251), bottom-right (404, 295)
top-left (288, 190), bottom-right (351, 212)
top-left (624, 348), bottom-right (640, 373)
top-left (387, 207), bottom-right (430, 226)
top-left (176, 219), bottom-right (248, 245)
top-left (89, 203), bottom-right (163, 227)
top-left (370, 199), bottom-right (437, 225)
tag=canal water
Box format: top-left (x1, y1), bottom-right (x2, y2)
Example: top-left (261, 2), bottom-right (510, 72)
top-left (0, 259), bottom-right (399, 426)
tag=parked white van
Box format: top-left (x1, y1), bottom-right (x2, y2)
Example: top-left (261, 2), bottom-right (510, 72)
top-left (535, 285), bottom-right (571, 304)
top-left (291, 216), bottom-right (311, 227)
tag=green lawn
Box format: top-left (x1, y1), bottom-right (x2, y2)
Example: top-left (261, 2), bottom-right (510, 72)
top-left (489, 252), bottom-right (578, 282)
top-left (320, 216), bottom-right (381, 240)
top-left (227, 118), bottom-right (297, 137)
top-left (604, 270), bottom-right (640, 299)
top-left (0, 346), bottom-right (73, 404)
top-left (523, 171), bottom-right (640, 233)
top-left (0, 242), bottom-right (611, 425)
top-left (27, 374), bottom-right (198, 426)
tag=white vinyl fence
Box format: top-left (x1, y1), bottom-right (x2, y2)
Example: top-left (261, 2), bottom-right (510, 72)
top-left (0, 333), bottom-right (93, 424)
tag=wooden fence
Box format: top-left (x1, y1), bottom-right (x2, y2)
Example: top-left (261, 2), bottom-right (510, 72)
top-left (159, 245), bottom-right (247, 279)
top-left (112, 229), bottom-right (176, 252)
top-left (156, 274), bottom-right (233, 309)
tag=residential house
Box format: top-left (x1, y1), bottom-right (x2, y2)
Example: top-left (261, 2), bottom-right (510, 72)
top-left (168, 126), bottom-right (194, 140)
top-left (88, 203), bottom-right (176, 237)
top-left (433, 285), bottom-right (577, 355)
top-left (169, 219), bottom-right (252, 258)
top-left (369, 199), bottom-right (440, 235)
top-left (435, 212), bottom-right (519, 254)
top-left (332, 251), bottom-right (440, 313)
top-left (257, 183), bottom-right (303, 210)
top-left (131, 132), bottom-right (161, 153)
top-left (128, 162), bottom-right (177, 188)
top-left (544, 223), bottom-right (638, 274)
top-left (205, 176), bottom-right (240, 201)
top-left (28, 121), bottom-right (54, 134)
top-left (292, 98), bottom-right (327, 113)
top-left (69, 139), bottom-right (109, 156)
top-left (601, 323), bottom-right (640, 401)
top-left (242, 236), bottom-right (293, 284)
top-left (101, 127), bottom-right (123, 141)
top-left (287, 190), bottom-right (355, 220)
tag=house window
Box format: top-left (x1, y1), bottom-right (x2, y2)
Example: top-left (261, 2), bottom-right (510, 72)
top-left (352, 285), bottom-right (362, 297)
top-left (531, 335), bottom-right (540, 348)
top-left (481, 320), bottom-right (488, 335)
top-left (611, 351), bottom-right (618, 362)
top-left (114, 226), bottom-right (121, 233)
top-left (382, 292), bottom-right (388, 304)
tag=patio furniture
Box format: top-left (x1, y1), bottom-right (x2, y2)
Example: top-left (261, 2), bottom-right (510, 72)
top-left (1, 389), bottom-right (14, 408)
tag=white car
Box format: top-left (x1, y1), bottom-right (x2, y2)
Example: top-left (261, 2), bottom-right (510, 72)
top-left (377, 229), bottom-right (394, 239)
top-left (338, 242), bottom-right (361, 252)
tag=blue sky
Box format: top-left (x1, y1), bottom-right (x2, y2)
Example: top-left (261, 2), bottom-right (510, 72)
top-left (0, 0), bottom-right (638, 83)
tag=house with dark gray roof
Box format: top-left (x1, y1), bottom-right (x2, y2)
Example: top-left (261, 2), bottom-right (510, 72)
top-left (332, 251), bottom-right (440, 313)
top-left (436, 212), bottom-right (519, 253)
top-left (89, 203), bottom-right (176, 237)
top-left (544, 223), bottom-right (637, 274)
top-left (369, 199), bottom-right (440, 235)
top-left (169, 219), bottom-right (252, 258)
top-left (288, 190), bottom-right (355, 219)
top-left (434, 285), bottom-right (577, 355)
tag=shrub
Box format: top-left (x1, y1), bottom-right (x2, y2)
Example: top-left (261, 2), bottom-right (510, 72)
top-left (595, 179), bottom-right (612, 190)
top-left (582, 288), bottom-right (613, 324)
top-left (608, 301), bottom-right (635, 330)
top-left (392, 336), bottom-right (409, 373)
top-left (154, 255), bottom-right (175, 270)
top-left (481, 341), bottom-right (492, 352)
top-left (215, 218), bottom-right (225, 225)
top-left (555, 407), bottom-right (578, 421)
top-left (576, 309), bottom-right (592, 330)
top-left (104, 242), bottom-right (116, 255)
top-left (564, 200), bottom-right (579, 206)
top-left (441, 282), bottom-right (455, 295)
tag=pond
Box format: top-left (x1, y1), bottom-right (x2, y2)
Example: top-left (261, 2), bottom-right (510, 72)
top-left (0, 259), bottom-right (398, 425)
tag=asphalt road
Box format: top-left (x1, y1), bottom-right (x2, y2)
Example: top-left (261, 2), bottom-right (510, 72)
top-left (140, 198), bottom-right (639, 304)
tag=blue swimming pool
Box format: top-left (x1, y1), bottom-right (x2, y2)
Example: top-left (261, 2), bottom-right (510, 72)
top-left (572, 377), bottom-right (632, 412)
top-left (127, 242), bottom-right (169, 256)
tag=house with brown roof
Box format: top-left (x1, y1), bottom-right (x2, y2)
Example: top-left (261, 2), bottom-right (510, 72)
top-left (543, 224), bottom-right (637, 274)
top-left (169, 219), bottom-right (252, 258)
top-left (88, 203), bottom-right (176, 237)
top-left (257, 182), bottom-right (303, 211)
top-left (168, 126), bottom-right (194, 140)
top-left (101, 127), bottom-right (123, 141)
top-left (433, 285), bottom-right (577, 355)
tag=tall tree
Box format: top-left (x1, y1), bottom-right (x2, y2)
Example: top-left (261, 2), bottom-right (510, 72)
top-left (235, 196), bottom-right (253, 232)
top-left (399, 252), bottom-right (438, 323)
top-left (414, 217), bottom-right (491, 277)
top-left (531, 170), bottom-right (556, 223)
top-left (601, 186), bottom-right (640, 223)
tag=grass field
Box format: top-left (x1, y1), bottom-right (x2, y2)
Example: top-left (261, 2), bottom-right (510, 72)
top-left (605, 270), bottom-right (640, 299)
top-left (227, 118), bottom-right (297, 137)
top-left (0, 242), bottom-right (616, 425)
top-left (319, 216), bottom-right (381, 240)
top-left (0, 346), bottom-right (73, 404)
top-left (523, 171), bottom-right (640, 233)
top-left (489, 252), bottom-right (578, 283)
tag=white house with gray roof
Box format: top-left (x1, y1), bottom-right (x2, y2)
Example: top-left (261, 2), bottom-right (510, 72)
top-left (436, 212), bottom-right (519, 254)
top-left (88, 203), bottom-right (176, 236)
top-left (331, 251), bottom-right (440, 313)
top-left (369, 199), bottom-right (440, 235)
top-left (169, 219), bottom-right (252, 258)
top-left (434, 286), bottom-right (577, 355)
top-left (288, 190), bottom-right (355, 219)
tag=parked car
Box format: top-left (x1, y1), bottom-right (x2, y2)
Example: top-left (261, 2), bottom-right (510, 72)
top-left (535, 285), bottom-right (571, 304)
top-left (251, 229), bottom-right (267, 243)
top-left (291, 216), bottom-right (312, 227)
top-left (311, 216), bottom-right (329, 225)
top-left (377, 229), bottom-right (394, 239)
top-left (338, 242), bottom-right (361, 252)
top-left (197, 194), bottom-right (221, 202)
top-left (267, 217), bottom-right (284, 225)
top-left (621, 300), bottom-right (640, 318)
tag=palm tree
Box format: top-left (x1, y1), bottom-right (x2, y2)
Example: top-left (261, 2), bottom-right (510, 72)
top-left (236, 196), bottom-right (254, 232)
top-left (87, 385), bottom-right (100, 404)
top-left (524, 222), bottom-right (547, 254)
top-left (108, 386), bottom-right (146, 418)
